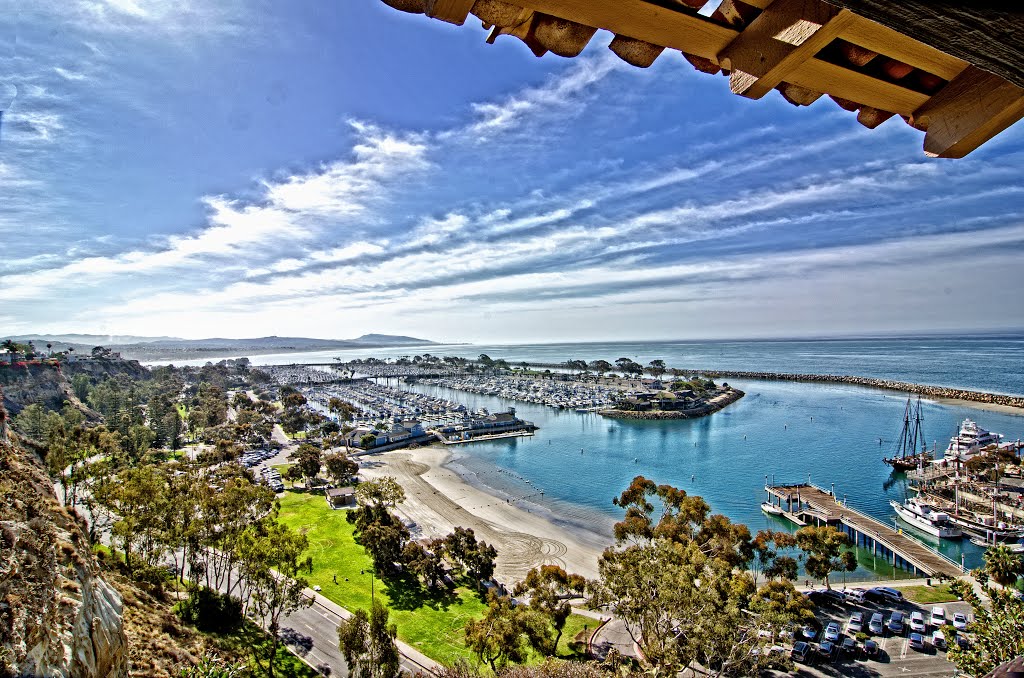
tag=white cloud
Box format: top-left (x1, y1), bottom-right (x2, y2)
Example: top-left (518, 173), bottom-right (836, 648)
top-left (449, 50), bottom-right (623, 141)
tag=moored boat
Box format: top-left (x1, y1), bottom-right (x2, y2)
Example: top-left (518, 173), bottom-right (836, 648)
top-left (761, 501), bottom-right (784, 516)
top-left (883, 397), bottom-right (933, 471)
top-left (890, 497), bottom-right (962, 539)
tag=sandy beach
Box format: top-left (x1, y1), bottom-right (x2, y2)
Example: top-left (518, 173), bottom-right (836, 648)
top-left (932, 396), bottom-right (1024, 417)
top-left (357, 446), bottom-right (610, 583)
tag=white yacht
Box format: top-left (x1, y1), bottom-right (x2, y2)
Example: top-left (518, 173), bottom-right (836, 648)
top-left (945, 419), bottom-right (1002, 460)
top-left (891, 497), bottom-right (962, 539)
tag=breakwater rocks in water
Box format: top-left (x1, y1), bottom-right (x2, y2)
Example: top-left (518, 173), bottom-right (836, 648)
top-left (601, 388), bottom-right (745, 420)
top-left (685, 371), bottom-right (1024, 409)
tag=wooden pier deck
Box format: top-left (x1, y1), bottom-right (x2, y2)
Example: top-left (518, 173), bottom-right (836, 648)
top-left (765, 484), bottom-right (963, 578)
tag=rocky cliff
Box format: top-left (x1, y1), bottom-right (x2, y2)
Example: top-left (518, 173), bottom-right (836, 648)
top-left (0, 390), bottom-right (128, 677)
top-left (0, 356), bottom-right (149, 419)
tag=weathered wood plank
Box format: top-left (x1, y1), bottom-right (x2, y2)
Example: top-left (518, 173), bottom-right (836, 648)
top-left (823, 1), bottom-right (1024, 89)
top-left (427, 0), bottom-right (476, 24)
top-left (719, 0), bottom-right (854, 100)
top-left (837, 14), bottom-right (967, 81)
top-left (788, 58), bottom-right (929, 115)
top-left (912, 65), bottom-right (1024, 159)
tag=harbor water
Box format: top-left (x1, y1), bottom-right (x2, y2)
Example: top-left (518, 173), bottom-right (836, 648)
top-left (398, 377), bottom-right (1024, 578)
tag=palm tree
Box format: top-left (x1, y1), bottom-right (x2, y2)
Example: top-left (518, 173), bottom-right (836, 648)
top-left (983, 544), bottom-right (1024, 587)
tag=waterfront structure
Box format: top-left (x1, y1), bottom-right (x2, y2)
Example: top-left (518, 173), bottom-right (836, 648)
top-left (764, 483), bottom-right (963, 578)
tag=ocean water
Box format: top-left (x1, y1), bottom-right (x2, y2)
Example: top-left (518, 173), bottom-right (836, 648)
top-left (398, 377), bottom-right (1024, 577)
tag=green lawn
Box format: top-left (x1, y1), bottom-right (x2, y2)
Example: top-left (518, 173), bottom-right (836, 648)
top-left (900, 583), bottom-right (961, 604)
top-left (276, 491), bottom-right (488, 665)
top-left (276, 491), bottom-right (594, 667)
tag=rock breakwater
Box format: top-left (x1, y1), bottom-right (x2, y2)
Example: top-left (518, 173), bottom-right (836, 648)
top-left (680, 371), bottom-right (1024, 409)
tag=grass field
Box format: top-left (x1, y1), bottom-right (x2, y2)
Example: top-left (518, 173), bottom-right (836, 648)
top-left (900, 583), bottom-right (961, 604)
top-left (276, 490), bottom-right (593, 666)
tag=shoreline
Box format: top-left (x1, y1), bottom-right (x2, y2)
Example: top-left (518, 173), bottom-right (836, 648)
top-left (357, 445), bottom-right (610, 583)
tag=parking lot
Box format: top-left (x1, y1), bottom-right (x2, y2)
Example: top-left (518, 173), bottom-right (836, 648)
top-left (780, 587), bottom-right (972, 677)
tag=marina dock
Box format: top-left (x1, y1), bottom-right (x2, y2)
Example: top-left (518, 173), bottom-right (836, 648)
top-left (764, 483), bottom-right (963, 578)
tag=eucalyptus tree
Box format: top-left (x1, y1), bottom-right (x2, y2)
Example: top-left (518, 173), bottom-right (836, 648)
top-left (236, 517), bottom-right (313, 678)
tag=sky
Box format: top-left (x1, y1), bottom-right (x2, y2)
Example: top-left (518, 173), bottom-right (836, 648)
top-left (2, 0), bottom-right (1024, 344)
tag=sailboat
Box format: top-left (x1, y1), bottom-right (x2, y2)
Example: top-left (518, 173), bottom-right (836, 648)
top-left (883, 397), bottom-right (932, 471)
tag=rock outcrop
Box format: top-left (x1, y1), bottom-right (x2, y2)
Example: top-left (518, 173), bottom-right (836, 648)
top-left (0, 389), bottom-right (128, 677)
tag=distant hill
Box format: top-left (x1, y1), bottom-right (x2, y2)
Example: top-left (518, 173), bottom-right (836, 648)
top-left (11, 333), bottom-right (178, 346)
top-left (352, 334), bottom-right (435, 346)
top-left (4, 332), bottom-right (440, 361)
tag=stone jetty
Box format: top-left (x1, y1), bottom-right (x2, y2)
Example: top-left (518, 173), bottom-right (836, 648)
top-left (677, 371), bottom-right (1024, 409)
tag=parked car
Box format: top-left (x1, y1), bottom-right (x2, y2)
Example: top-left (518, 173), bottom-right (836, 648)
top-left (802, 622), bottom-right (820, 641)
top-left (930, 606), bottom-right (946, 628)
top-left (841, 636), bottom-right (857, 655)
top-left (824, 622), bottom-right (841, 642)
top-left (909, 610), bottom-right (927, 633)
top-left (887, 611), bottom-right (906, 635)
top-left (847, 611), bottom-right (863, 634)
top-left (822, 589), bottom-right (846, 605)
top-left (909, 632), bottom-right (926, 651)
top-left (955, 632), bottom-right (971, 650)
top-left (952, 612), bottom-right (969, 630)
top-left (791, 641), bottom-right (812, 664)
top-left (869, 612), bottom-right (885, 635)
top-left (932, 629), bottom-right (947, 650)
top-left (844, 588), bottom-right (868, 603)
top-left (819, 640), bottom-right (838, 661)
top-left (863, 639), bottom-right (880, 659)
top-left (868, 586), bottom-right (905, 604)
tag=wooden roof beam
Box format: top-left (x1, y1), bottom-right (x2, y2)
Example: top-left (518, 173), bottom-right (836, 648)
top-left (912, 65), bottom-right (1024, 159)
top-left (718, 0), bottom-right (855, 100)
top-left (511, 0), bottom-right (738, 58)
top-left (426, 0), bottom-right (476, 24)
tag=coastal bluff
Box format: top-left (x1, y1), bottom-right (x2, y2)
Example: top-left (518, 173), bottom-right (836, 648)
top-left (681, 370), bottom-right (1024, 410)
top-left (601, 387), bottom-right (745, 420)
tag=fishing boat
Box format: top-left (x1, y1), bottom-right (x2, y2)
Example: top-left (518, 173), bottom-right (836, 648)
top-left (883, 397), bottom-right (932, 471)
top-left (761, 501), bottom-right (784, 516)
top-left (890, 497), bottom-right (961, 538)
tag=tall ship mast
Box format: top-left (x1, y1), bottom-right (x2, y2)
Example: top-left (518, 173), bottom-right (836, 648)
top-left (884, 397), bottom-right (932, 471)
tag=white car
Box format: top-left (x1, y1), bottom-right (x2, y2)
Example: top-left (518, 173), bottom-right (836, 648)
top-left (930, 607), bottom-right (946, 628)
top-left (844, 588), bottom-right (867, 603)
top-left (847, 611), bottom-right (863, 634)
top-left (824, 621), bottom-right (841, 642)
top-left (932, 629), bottom-right (947, 650)
top-left (952, 612), bottom-right (969, 631)
top-left (909, 611), bottom-right (927, 634)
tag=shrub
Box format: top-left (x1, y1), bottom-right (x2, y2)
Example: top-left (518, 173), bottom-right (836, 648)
top-left (177, 587), bottom-right (243, 634)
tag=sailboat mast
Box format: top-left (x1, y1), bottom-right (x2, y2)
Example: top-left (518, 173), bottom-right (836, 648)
top-left (900, 398), bottom-right (912, 459)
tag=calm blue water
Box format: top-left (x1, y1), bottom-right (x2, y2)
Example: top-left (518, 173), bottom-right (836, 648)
top-left (399, 378), bottom-right (1024, 577)
top-left (165, 333), bottom-right (1024, 396)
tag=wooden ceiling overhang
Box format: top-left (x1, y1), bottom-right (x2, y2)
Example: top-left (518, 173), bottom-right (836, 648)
top-left (380, 0), bottom-right (1024, 158)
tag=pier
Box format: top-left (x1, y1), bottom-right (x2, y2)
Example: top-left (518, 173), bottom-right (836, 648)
top-left (764, 483), bottom-right (963, 578)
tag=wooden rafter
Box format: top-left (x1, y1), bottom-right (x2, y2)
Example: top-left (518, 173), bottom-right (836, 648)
top-left (718, 0), bottom-right (855, 100)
